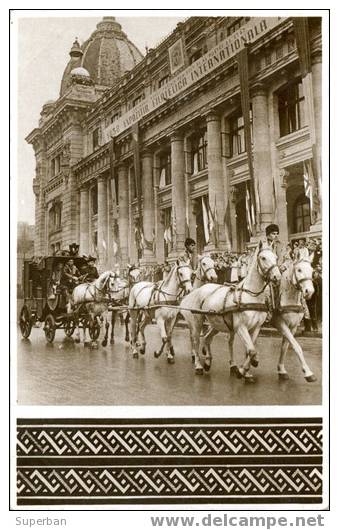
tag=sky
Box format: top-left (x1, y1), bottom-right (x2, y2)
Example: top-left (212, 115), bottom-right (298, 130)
top-left (15, 14), bottom-right (185, 224)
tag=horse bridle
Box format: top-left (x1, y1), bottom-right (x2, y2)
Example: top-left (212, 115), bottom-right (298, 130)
top-left (195, 259), bottom-right (216, 281)
top-left (291, 259), bottom-right (313, 291)
top-left (256, 250), bottom-right (279, 281)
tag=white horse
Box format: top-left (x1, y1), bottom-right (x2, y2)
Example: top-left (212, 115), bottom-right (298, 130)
top-left (200, 258), bottom-right (317, 383)
top-left (102, 265), bottom-right (142, 346)
top-left (128, 257), bottom-right (193, 363)
top-left (179, 242), bottom-right (281, 379)
top-left (67, 271), bottom-right (118, 346)
top-left (193, 254), bottom-right (218, 288)
top-left (274, 258), bottom-right (316, 381)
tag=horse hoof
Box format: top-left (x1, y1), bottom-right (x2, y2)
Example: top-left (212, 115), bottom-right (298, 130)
top-left (305, 374), bottom-right (317, 383)
top-left (75, 338), bottom-right (80, 344)
top-left (102, 340), bottom-right (107, 347)
top-left (133, 352), bottom-right (138, 359)
top-left (230, 365), bottom-right (240, 378)
top-left (125, 337), bottom-right (129, 343)
top-left (139, 348), bottom-right (145, 355)
top-left (167, 357), bottom-right (175, 364)
top-left (195, 367), bottom-right (204, 376)
top-left (191, 355), bottom-right (195, 364)
top-left (236, 368), bottom-right (245, 379)
top-left (244, 375), bottom-right (256, 384)
top-left (278, 373), bottom-right (289, 381)
top-left (110, 338), bottom-right (115, 345)
top-left (203, 363), bottom-right (211, 372)
top-left (250, 357), bottom-right (259, 368)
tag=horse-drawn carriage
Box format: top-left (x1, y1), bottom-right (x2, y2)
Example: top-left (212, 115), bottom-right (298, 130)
top-left (19, 255), bottom-right (101, 343)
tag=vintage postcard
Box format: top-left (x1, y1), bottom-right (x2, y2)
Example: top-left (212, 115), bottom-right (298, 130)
top-left (10, 8), bottom-right (329, 516)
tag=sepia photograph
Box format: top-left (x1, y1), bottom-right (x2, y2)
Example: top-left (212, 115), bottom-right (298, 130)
top-left (12, 9), bottom-right (327, 507)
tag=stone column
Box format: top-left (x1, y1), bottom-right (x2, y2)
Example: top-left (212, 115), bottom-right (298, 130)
top-left (97, 174), bottom-right (108, 269)
top-left (170, 133), bottom-right (186, 257)
top-left (118, 164), bottom-right (129, 267)
top-left (141, 150), bottom-right (155, 264)
top-left (153, 151), bottom-right (164, 264)
top-left (128, 166), bottom-right (137, 265)
top-left (79, 186), bottom-right (89, 255)
top-left (311, 51), bottom-right (322, 225)
top-left (252, 83), bottom-right (274, 234)
top-left (206, 111), bottom-right (226, 251)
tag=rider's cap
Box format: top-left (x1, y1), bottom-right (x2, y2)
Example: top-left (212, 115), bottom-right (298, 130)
top-left (265, 224), bottom-right (279, 236)
top-left (185, 237), bottom-right (196, 247)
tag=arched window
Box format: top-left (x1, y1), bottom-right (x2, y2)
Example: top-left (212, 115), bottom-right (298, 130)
top-left (294, 194), bottom-right (311, 233)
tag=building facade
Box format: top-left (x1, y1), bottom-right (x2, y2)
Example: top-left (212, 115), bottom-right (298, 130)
top-left (26, 15), bottom-right (322, 269)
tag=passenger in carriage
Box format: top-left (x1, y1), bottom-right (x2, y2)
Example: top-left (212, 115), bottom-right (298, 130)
top-left (84, 256), bottom-right (99, 282)
top-left (62, 259), bottom-right (81, 292)
top-left (48, 262), bottom-right (64, 300)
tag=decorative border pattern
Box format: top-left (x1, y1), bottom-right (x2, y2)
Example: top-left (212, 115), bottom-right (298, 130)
top-left (17, 418), bottom-right (323, 505)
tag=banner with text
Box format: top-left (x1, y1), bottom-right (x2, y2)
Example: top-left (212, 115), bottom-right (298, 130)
top-left (103, 17), bottom-right (283, 143)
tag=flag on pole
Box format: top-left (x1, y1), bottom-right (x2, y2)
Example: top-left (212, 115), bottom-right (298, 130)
top-left (293, 17), bottom-right (321, 220)
top-left (245, 181), bottom-right (255, 236)
top-left (108, 139), bottom-right (119, 220)
top-left (223, 200), bottom-right (232, 248)
top-left (201, 196), bottom-right (210, 244)
top-left (171, 206), bottom-right (177, 248)
top-left (303, 159), bottom-right (319, 223)
top-left (237, 46), bottom-right (258, 229)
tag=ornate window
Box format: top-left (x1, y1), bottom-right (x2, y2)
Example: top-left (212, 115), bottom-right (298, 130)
top-left (50, 154), bottom-right (61, 178)
top-left (191, 130), bottom-right (208, 173)
top-left (159, 150), bottom-right (171, 187)
top-left (48, 202), bottom-right (62, 233)
top-left (92, 128), bottom-right (100, 150)
top-left (133, 94), bottom-right (144, 107)
top-left (228, 110), bottom-right (253, 157)
top-left (278, 80), bottom-right (306, 137)
top-left (294, 194), bottom-right (311, 233)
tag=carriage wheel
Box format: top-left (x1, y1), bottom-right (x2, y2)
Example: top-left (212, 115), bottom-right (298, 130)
top-left (19, 305), bottom-right (32, 338)
top-left (44, 314), bottom-right (56, 343)
top-left (88, 318), bottom-right (101, 341)
top-left (64, 318), bottom-right (76, 337)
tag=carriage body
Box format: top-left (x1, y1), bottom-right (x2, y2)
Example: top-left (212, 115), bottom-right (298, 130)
top-left (19, 255), bottom-right (89, 342)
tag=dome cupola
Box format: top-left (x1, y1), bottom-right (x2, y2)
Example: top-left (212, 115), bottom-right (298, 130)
top-left (60, 17), bottom-right (143, 96)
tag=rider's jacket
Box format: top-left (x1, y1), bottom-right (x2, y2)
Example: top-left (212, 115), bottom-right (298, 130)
top-left (62, 264), bottom-right (80, 285)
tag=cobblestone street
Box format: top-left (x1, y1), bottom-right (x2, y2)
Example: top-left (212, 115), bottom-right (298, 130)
top-left (17, 322), bottom-right (322, 406)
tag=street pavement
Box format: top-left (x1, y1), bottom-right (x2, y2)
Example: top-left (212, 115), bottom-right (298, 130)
top-left (17, 322), bottom-right (322, 406)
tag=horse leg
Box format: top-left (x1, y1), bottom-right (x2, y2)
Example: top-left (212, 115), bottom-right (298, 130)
top-left (274, 317), bottom-right (316, 382)
top-left (228, 332), bottom-right (239, 376)
top-left (277, 336), bottom-right (290, 380)
top-left (83, 319), bottom-right (91, 347)
top-left (102, 314), bottom-right (109, 347)
top-left (165, 315), bottom-right (177, 364)
top-left (110, 311), bottom-right (115, 344)
top-left (129, 309), bottom-right (139, 358)
top-left (138, 312), bottom-right (148, 355)
top-left (201, 326), bottom-right (219, 372)
top-left (235, 323), bottom-right (258, 381)
top-left (185, 312), bottom-right (204, 375)
top-left (125, 312), bottom-right (130, 342)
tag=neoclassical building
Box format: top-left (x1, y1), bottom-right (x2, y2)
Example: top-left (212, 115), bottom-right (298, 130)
top-left (26, 15), bottom-right (322, 269)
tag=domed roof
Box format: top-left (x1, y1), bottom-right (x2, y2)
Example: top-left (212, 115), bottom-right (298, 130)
top-left (60, 17), bottom-right (143, 96)
top-left (70, 66), bottom-right (90, 77)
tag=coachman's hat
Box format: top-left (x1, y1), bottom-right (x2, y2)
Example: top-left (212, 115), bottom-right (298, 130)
top-left (265, 224), bottom-right (279, 236)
